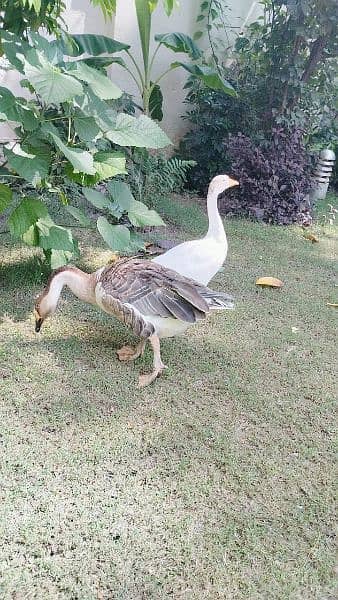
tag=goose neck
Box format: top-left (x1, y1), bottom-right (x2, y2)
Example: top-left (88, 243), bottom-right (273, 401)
top-left (206, 188), bottom-right (226, 240)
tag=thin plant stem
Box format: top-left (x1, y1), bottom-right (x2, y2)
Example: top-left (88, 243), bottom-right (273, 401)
top-left (68, 116), bottom-right (71, 142)
top-left (126, 50), bottom-right (145, 88)
top-left (148, 42), bottom-right (161, 75)
top-left (119, 64), bottom-right (144, 95)
top-left (151, 65), bottom-right (179, 89)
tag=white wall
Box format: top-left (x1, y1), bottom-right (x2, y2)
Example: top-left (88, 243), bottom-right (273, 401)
top-left (112, 0), bottom-right (199, 144)
top-left (0, 0), bottom-right (261, 144)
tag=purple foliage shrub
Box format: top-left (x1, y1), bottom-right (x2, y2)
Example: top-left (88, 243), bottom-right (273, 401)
top-left (223, 128), bottom-right (313, 225)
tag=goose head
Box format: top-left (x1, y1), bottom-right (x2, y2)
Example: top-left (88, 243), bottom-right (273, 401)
top-left (34, 291), bottom-right (57, 332)
top-left (209, 174), bottom-right (239, 196)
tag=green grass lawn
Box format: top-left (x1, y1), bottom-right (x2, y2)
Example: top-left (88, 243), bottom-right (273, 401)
top-left (0, 193), bottom-right (337, 599)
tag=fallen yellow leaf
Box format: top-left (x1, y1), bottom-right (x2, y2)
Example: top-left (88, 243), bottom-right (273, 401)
top-left (303, 233), bottom-right (319, 243)
top-left (256, 277), bottom-right (283, 288)
top-left (327, 303), bottom-right (338, 308)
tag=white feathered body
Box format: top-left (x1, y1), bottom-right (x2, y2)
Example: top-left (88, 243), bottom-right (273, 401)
top-left (153, 236), bottom-right (227, 286)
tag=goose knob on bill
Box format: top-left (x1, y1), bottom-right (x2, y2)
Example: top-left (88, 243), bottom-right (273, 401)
top-left (34, 258), bottom-right (234, 388)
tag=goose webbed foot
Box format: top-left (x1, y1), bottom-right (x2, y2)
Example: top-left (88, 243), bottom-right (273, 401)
top-left (117, 340), bottom-right (146, 362)
top-left (138, 334), bottom-right (166, 388)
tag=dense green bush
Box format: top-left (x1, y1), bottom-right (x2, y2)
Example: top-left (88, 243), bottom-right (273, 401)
top-left (180, 0), bottom-right (338, 210)
top-left (179, 83), bottom-right (259, 192)
top-left (0, 31), bottom-right (170, 267)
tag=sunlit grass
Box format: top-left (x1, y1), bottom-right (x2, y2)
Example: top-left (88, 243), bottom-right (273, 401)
top-left (0, 191), bottom-right (337, 598)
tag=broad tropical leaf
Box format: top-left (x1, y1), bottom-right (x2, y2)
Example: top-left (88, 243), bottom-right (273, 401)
top-left (149, 83), bottom-right (163, 121)
top-left (173, 62), bottom-right (236, 96)
top-left (65, 205), bottom-right (92, 227)
top-left (0, 32), bottom-right (30, 73)
top-left (128, 200), bottom-right (165, 226)
top-left (29, 31), bottom-right (63, 64)
top-left (45, 129), bottom-right (96, 175)
top-left (4, 145), bottom-right (50, 185)
top-left (24, 52), bottom-right (83, 104)
top-left (81, 56), bottom-right (119, 69)
top-left (8, 197), bottom-right (48, 237)
top-left (38, 221), bottom-right (75, 252)
top-left (107, 180), bottom-right (134, 211)
top-left (155, 33), bottom-right (202, 60)
top-left (0, 87), bottom-right (38, 130)
top-left (65, 62), bottom-right (122, 100)
top-left (73, 111), bottom-right (101, 142)
top-left (97, 217), bottom-right (131, 251)
top-left (0, 184), bottom-right (13, 214)
top-left (135, 0), bottom-right (151, 73)
top-left (83, 188), bottom-right (110, 210)
top-left (106, 114), bottom-right (171, 148)
top-left (59, 33), bottom-right (129, 57)
top-left (50, 249), bottom-right (74, 269)
top-left (94, 152), bottom-right (127, 180)
top-left (76, 89), bottom-right (117, 132)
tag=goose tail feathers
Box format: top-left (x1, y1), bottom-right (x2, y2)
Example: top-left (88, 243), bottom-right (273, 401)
top-left (201, 290), bottom-right (235, 310)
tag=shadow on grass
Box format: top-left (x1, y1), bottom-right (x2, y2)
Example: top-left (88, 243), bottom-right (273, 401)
top-left (0, 255), bottom-right (49, 288)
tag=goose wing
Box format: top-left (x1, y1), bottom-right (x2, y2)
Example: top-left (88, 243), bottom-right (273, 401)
top-left (98, 258), bottom-right (210, 324)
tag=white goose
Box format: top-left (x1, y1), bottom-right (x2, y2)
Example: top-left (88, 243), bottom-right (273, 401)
top-left (34, 258), bottom-right (234, 387)
top-left (153, 174), bottom-right (239, 285)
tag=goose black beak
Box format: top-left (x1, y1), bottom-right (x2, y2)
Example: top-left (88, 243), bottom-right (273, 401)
top-left (35, 317), bottom-right (43, 333)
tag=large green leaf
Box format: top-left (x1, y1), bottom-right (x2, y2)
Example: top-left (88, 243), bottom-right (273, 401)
top-left (128, 200), bottom-right (165, 226)
top-left (97, 217), bottom-right (131, 251)
top-left (24, 52), bottom-right (83, 104)
top-left (1, 32), bottom-right (31, 73)
top-left (83, 188), bottom-right (110, 210)
top-left (50, 249), bottom-right (74, 269)
top-left (155, 33), bottom-right (202, 60)
top-left (149, 83), bottom-right (163, 121)
top-left (135, 0), bottom-right (151, 74)
top-left (173, 62), bottom-right (237, 96)
top-left (59, 33), bottom-right (130, 57)
top-left (94, 152), bottom-right (127, 180)
top-left (80, 57), bottom-right (118, 70)
top-left (73, 111), bottom-right (101, 142)
top-left (65, 205), bottom-right (92, 227)
top-left (37, 221), bottom-right (75, 252)
top-left (76, 90), bottom-right (117, 132)
top-left (29, 31), bottom-right (63, 65)
top-left (8, 197), bottom-right (48, 237)
top-left (107, 180), bottom-right (134, 211)
top-left (0, 184), bottom-right (13, 214)
top-left (44, 127), bottom-right (96, 175)
top-left (0, 87), bottom-right (38, 130)
top-left (65, 62), bottom-right (122, 100)
top-left (106, 114), bottom-right (171, 148)
top-left (4, 145), bottom-right (51, 185)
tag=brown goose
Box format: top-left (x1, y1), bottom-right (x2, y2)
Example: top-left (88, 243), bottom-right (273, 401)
top-left (34, 258), bottom-right (234, 387)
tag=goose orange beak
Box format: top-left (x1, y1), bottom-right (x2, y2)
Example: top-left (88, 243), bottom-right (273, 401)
top-left (228, 177), bottom-right (239, 187)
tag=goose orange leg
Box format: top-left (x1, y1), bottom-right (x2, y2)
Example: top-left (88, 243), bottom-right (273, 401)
top-left (138, 335), bottom-right (166, 388)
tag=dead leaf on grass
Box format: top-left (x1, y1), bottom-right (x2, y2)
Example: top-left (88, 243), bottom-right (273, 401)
top-left (256, 277), bottom-right (283, 288)
top-left (303, 233), bottom-right (319, 243)
top-left (327, 303), bottom-right (338, 308)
